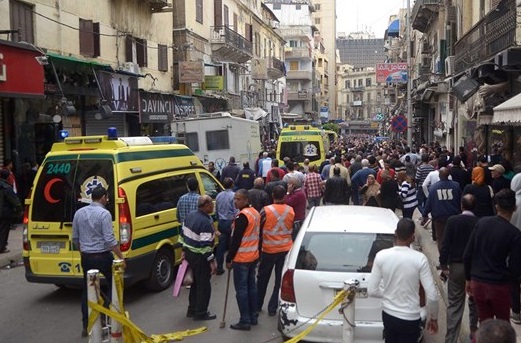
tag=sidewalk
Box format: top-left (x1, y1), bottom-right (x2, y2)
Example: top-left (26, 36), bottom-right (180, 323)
top-left (413, 211), bottom-right (521, 342)
top-left (0, 224), bottom-right (23, 269)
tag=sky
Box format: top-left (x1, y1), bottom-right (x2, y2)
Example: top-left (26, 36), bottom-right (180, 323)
top-left (336, 0), bottom-right (406, 38)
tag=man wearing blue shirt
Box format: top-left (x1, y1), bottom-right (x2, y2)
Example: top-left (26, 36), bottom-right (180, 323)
top-left (177, 177), bottom-right (200, 225)
top-left (73, 186), bottom-right (125, 337)
top-left (215, 177), bottom-right (236, 275)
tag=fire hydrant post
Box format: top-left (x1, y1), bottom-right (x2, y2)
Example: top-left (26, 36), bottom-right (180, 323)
top-left (341, 279), bottom-right (359, 343)
top-left (87, 269), bottom-right (103, 343)
top-left (110, 259), bottom-right (125, 343)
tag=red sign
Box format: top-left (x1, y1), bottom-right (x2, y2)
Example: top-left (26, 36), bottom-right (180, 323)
top-left (0, 41), bottom-right (44, 97)
top-left (375, 63), bottom-right (408, 84)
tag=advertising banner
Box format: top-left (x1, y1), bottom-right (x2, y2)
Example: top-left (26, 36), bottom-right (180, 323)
top-left (97, 71), bottom-right (139, 112)
top-left (376, 63), bottom-right (408, 84)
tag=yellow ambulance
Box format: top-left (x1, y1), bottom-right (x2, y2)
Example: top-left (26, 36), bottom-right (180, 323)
top-left (276, 125), bottom-right (329, 166)
top-left (23, 129), bottom-right (223, 291)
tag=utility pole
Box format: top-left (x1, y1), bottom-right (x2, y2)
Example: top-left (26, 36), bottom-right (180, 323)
top-left (406, 0), bottom-right (413, 147)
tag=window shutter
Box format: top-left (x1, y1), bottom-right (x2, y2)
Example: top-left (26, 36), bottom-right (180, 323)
top-left (214, 0), bottom-right (222, 27)
top-left (245, 24), bottom-right (252, 42)
top-left (79, 19), bottom-right (94, 57)
top-left (158, 44), bottom-right (168, 72)
top-left (136, 38), bottom-right (147, 68)
top-left (10, 0), bottom-right (34, 43)
top-left (125, 35), bottom-right (133, 62)
top-left (233, 13), bottom-right (238, 32)
top-left (93, 22), bottom-right (100, 57)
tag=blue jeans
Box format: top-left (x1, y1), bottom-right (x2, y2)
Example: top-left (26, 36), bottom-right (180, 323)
top-left (233, 261), bottom-right (258, 325)
top-left (307, 197), bottom-right (321, 209)
top-left (416, 189), bottom-right (426, 216)
top-left (216, 219), bottom-right (232, 270)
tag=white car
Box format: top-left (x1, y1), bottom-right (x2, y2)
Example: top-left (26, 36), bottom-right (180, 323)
top-left (278, 205), bottom-right (399, 343)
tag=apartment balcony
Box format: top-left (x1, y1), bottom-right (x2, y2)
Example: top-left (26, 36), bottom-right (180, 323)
top-left (287, 90), bottom-right (312, 101)
top-left (351, 86), bottom-right (365, 92)
top-left (454, 0), bottom-right (521, 74)
top-left (411, 0), bottom-right (442, 33)
top-left (210, 26), bottom-right (253, 63)
top-left (285, 47), bottom-right (312, 59)
top-left (286, 70), bottom-right (312, 81)
top-left (268, 57), bottom-right (285, 79)
top-left (352, 100), bottom-right (363, 107)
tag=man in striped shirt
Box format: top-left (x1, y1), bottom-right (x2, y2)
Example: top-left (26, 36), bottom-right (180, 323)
top-left (416, 154), bottom-right (435, 226)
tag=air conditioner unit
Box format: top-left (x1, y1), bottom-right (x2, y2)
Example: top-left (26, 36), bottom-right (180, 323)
top-left (121, 62), bottom-right (141, 75)
top-left (445, 56), bottom-right (455, 76)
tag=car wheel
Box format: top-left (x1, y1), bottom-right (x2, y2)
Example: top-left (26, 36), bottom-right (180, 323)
top-left (145, 248), bottom-right (175, 292)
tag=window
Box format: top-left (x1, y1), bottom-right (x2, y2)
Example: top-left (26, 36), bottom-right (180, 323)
top-left (254, 32), bottom-right (260, 55)
top-left (185, 132), bottom-right (199, 152)
top-left (223, 5), bottom-right (229, 27)
top-left (289, 40), bottom-right (298, 48)
top-left (135, 173), bottom-right (196, 217)
top-left (315, 4), bottom-right (321, 10)
top-left (273, 3), bottom-right (281, 10)
top-left (200, 172), bottom-right (222, 199)
top-left (79, 19), bottom-right (100, 57)
top-left (196, 0), bottom-right (203, 24)
top-left (346, 94), bottom-right (350, 103)
top-left (125, 35), bottom-right (148, 68)
top-left (314, 18), bottom-right (321, 25)
top-left (214, 0), bottom-right (222, 26)
top-left (233, 13), bottom-right (238, 32)
top-left (289, 61), bottom-right (299, 71)
top-left (296, 4), bottom-right (301, 10)
top-left (206, 130), bottom-right (229, 150)
top-left (10, 0), bottom-right (34, 43)
top-left (158, 44), bottom-right (168, 72)
top-left (358, 79), bottom-right (363, 87)
top-left (345, 80), bottom-right (350, 88)
top-left (366, 78), bottom-right (372, 87)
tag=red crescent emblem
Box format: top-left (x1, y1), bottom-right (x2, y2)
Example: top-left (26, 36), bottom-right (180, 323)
top-left (43, 178), bottom-right (63, 204)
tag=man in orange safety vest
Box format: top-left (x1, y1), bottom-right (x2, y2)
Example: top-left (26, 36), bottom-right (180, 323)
top-left (256, 185), bottom-right (295, 317)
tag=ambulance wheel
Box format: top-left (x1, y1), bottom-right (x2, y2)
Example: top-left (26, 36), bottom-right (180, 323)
top-left (145, 248), bottom-right (174, 291)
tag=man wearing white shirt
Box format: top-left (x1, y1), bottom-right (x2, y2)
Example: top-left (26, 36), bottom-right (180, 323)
top-left (368, 218), bottom-right (439, 343)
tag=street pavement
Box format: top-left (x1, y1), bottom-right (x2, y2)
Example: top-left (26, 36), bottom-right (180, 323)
top-left (7, 211), bottom-right (521, 342)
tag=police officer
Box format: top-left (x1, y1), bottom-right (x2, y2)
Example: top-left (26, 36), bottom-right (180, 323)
top-left (256, 185), bottom-right (294, 316)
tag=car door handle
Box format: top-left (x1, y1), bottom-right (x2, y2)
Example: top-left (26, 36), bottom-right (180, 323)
top-left (319, 282), bottom-right (344, 289)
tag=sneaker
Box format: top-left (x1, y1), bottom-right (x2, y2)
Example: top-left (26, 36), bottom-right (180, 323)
top-left (193, 312), bottom-right (217, 321)
top-left (511, 312), bottom-right (521, 324)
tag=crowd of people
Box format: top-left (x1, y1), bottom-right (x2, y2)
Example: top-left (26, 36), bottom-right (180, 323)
top-left (173, 133), bottom-right (521, 340)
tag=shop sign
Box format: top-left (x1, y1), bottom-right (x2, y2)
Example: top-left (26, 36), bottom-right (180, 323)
top-left (174, 95), bottom-right (196, 118)
top-left (203, 76), bottom-right (224, 90)
top-left (139, 91), bottom-right (174, 123)
top-left (0, 42), bottom-right (44, 97)
top-left (179, 61), bottom-right (204, 83)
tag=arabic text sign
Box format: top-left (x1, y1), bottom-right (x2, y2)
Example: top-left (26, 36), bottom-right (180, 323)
top-left (376, 63), bottom-right (408, 84)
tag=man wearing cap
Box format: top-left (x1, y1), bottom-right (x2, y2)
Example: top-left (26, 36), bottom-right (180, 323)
top-left (464, 189), bottom-right (521, 323)
top-left (489, 164), bottom-right (511, 195)
top-left (0, 169), bottom-right (21, 254)
top-left (72, 186), bottom-right (125, 337)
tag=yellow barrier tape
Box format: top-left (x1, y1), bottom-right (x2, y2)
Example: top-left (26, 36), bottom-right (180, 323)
top-left (284, 289), bottom-right (348, 343)
top-left (88, 300), bottom-right (207, 342)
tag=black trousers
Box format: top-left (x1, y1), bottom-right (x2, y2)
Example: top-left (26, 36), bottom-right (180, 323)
top-left (382, 311), bottom-right (421, 343)
top-left (256, 251), bottom-right (287, 313)
top-left (0, 218), bottom-right (10, 251)
top-left (81, 251), bottom-right (113, 330)
top-left (185, 250), bottom-right (212, 317)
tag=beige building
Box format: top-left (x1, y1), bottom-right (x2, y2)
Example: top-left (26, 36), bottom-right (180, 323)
top-left (1, 0), bottom-right (174, 166)
top-left (337, 64), bottom-right (382, 134)
top-left (311, 0), bottom-right (337, 120)
top-left (314, 36), bottom-right (329, 121)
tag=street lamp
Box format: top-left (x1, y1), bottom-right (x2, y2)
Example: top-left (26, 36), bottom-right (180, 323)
top-left (406, 0), bottom-right (413, 147)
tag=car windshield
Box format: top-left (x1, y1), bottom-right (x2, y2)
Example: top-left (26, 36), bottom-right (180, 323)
top-left (296, 232), bottom-right (395, 272)
top-left (279, 141), bottom-right (321, 163)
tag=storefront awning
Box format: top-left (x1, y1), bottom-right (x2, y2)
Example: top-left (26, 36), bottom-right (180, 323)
top-left (47, 52), bottom-right (113, 72)
top-left (387, 19), bottom-right (400, 37)
top-left (492, 92), bottom-right (521, 124)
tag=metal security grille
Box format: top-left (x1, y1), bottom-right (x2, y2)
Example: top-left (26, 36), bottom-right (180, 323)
top-left (85, 112), bottom-right (126, 136)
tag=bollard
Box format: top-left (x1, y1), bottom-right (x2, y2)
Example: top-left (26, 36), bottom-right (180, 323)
top-left (87, 269), bottom-right (103, 343)
top-left (110, 259), bottom-right (125, 343)
top-left (341, 279), bottom-right (359, 343)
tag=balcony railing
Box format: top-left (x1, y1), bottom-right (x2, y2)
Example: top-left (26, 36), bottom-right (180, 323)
top-left (268, 57), bottom-right (285, 79)
top-left (286, 70), bottom-right (312, 80)
top-left (285, 47), bottom-right (312, 59)
top-left (210, 26), bottom-right (253, 63)
top-left (411, 0), bottom-right (442, 33)
top-left (454, 0), bottom-right (517, 74)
